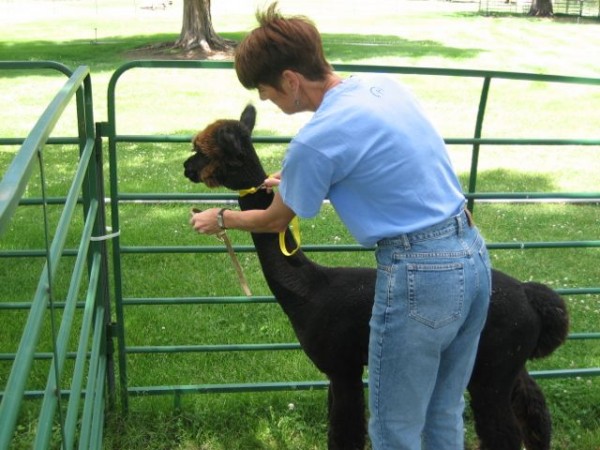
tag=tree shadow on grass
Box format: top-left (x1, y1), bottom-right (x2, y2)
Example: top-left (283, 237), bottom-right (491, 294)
top-left (460, 167), bottom-right (558, 193)
top-left (0, 31), bottom-right (484, 79)
top-left (126, 32), bottom-right (485, 63)
top-left (321, 33), bottom-right (484, 62)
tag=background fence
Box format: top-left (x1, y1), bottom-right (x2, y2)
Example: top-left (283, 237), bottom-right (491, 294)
top-left (479, 0), bottom-right (600, 18)
top-left (105, 60), bottom-right (600, 407)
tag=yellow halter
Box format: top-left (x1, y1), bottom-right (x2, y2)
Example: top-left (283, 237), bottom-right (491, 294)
top-left (238, 181), bottom-right (301, 257)
top-left (237, 185), bottom-right (263, 197)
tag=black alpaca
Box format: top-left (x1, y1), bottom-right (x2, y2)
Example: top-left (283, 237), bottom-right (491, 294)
top-left (183, 105), bottom-right (569, 450)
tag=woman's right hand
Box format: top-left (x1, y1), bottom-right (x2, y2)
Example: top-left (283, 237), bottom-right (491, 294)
top-left (263, 172), bottom-right (281, 192)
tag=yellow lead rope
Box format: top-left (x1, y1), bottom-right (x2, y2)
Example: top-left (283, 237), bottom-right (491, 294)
top-left (279, 216), bottom-right (301, 256)
top-left (238, 180), bottom-right (301, 257)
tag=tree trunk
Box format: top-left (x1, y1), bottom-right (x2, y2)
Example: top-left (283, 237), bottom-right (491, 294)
top-left (528, 0), bottom-right (554, 16)
top-left (175, 0), bottom-right (234, 52)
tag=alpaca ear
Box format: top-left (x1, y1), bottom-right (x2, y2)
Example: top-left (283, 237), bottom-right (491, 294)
top-left (240, 104), bottom-right (256, 133)
top-left (215, 125), bottom-right (246, 164)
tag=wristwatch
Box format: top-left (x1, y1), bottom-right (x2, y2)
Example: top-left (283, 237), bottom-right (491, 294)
top-left (217, 208), bottom-right (229, 230)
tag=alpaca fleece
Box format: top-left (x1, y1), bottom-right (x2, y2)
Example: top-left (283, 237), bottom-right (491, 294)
top-left (184, 105), bottom-right (569, 450)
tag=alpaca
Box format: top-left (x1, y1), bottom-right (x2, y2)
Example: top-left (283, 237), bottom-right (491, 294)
top-left (183, 105), bottom-right (569, 450)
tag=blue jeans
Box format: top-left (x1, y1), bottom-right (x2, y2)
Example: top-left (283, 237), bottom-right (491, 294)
top-left (368, 210), bottom-right (491, 450)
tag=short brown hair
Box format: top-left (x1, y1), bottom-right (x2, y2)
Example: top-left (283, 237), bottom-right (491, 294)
top-left (234, 2), bottom-right (332, 90)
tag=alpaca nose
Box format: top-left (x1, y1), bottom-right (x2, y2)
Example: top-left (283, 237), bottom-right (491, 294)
top-left (183, 165), bottom-right (199, 182)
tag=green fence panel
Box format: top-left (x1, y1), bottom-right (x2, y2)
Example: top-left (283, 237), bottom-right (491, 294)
top-left (0, 63), bottom-right (111, 449)
top-left (106, 61), bottom-right (600, 411)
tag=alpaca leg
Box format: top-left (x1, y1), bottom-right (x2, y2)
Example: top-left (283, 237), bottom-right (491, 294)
top-left (327, 373), bottom-right (366, 450)
top-left (511, 370), bottom-right (552, 450)
top-left (468, 382), bottom-right (523, 450)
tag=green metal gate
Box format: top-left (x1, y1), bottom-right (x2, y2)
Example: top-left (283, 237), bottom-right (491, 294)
top-left (105, 61), bottom-right (600, 410)
top-left (0, 62), bottom-right (111, 449)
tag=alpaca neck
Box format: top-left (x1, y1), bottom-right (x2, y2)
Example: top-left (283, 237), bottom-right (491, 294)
top-left (237, 190), bottom-right (320, 312)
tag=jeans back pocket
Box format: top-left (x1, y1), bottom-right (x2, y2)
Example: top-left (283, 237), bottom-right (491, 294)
top-left (407, 262), bottom-right (465, 329)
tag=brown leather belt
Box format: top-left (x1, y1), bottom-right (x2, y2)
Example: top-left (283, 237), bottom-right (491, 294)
top-left (464, 207), bottom-right (474, 227)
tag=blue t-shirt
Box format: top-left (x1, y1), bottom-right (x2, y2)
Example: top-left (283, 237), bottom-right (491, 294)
top-left (279, 74), bottom-right (465, 247)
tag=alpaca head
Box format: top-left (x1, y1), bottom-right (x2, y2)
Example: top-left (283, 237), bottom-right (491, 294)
top-left (183, 105), bottom-right (266, 190)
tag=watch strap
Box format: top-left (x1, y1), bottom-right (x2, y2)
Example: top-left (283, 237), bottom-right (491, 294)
top-left (217, 208), bottom-right (229, 229)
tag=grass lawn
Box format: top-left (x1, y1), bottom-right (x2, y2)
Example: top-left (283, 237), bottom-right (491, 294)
top-left (1, 0), bottom-right (599, 449)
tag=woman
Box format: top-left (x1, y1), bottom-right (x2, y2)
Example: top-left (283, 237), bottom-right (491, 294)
top-left (190, 3), bottom-right (491, 449)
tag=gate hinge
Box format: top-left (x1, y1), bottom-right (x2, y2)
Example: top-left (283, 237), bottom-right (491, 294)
top-left (96, 121), bottom-right (111, 137)
top-left (106, 321), bottom-right (119, 338)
